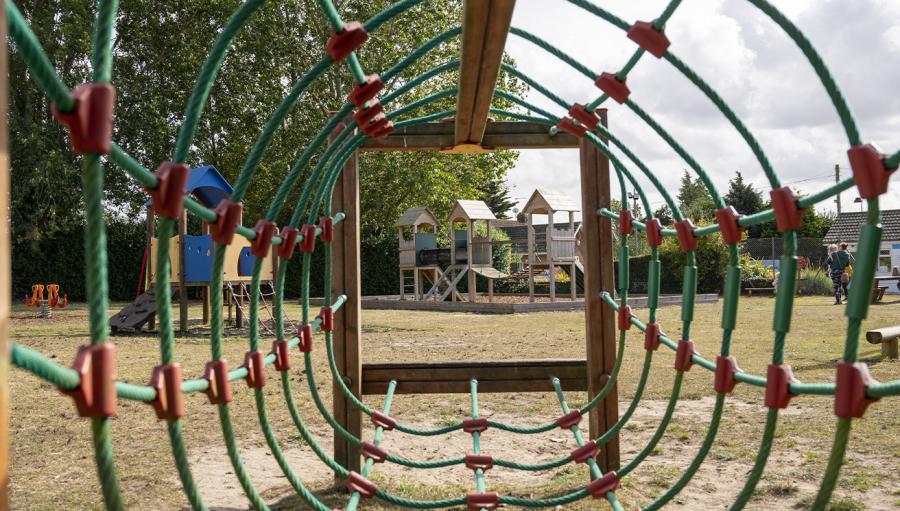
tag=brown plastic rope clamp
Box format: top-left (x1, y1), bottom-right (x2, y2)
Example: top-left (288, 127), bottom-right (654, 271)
top-left (714, 355), bottom-right (741, 394)
top-left (770, 187), bottom-right (805, 233)
top-left (146, 161), bottom-right (189, 219)
top-left (362, 114), bottom-right (390, 137)
top-left (210, 200), bottom-right (243, 246)
top-left (848, 143), bottom-right (896, 199)
top-left (60, 344), bottom-right (117, 418)
top-left (345, 471), bottom-right (377, 498)
top-left (320, 306), bottom-right (334, 332)
top-left (715, 206), bottom-right (743, 245)
top-left (619, 209), bottom-right (633, 236)
top-left (466, 492), bottom-right (499, 511)
top-left (361, 441), bottom-right (388, 463)
top-left (250, 220), bottom-right (277, 258)
top-left (371, 410), bottom-right (397, 431)
top-left (594, 72), bottom-right (630, 104)
top-left (319, 216), bottom-right (334, 243)
top-left (556, 117), bottom-right (588, 138)
top-left (51, 83), bottom-right (116, 155)
top-left (203, 359), bottom-right (233, 405)
top-left (645, 217), bottom-right (663, 248)
top-left (325, 21), bottom-right (369, 62)
top-left (674, 339), bottom-right (697, 372)
top-left (149, 363), bottom-right (184, 420)
top-left (764, 363), bottom-right (797, 409)
top-left (644, 322), bottom-right (662, 351)
top-left (571, 441), bottom-right (600, 464)
top-left (674, 219), bottom-right (699, 252)
top-left (834, 362), bottom-right (879, 418)
top-left (354, 100), bottom-right (384, 126)
top-left (348, 75), bottom-right (384, 107)
top-left (617, 305), bottom-right (632, 331)
top-left (556, 409), bottom-right (583, 429)
top-left (587, 471), bottom-right (619, 499)
top-left (569, 103), bottom-right (599, 130)
top-left (277, 226), bottom-right (299, 260)
top-left (462, 417), bottom-right (488, 434)
top-left (371, 121), bottom-right (395, 139)
top-left (627, 20), bottom-right (671, 58)
top-left (242, 351), bottom-right (266, 389)
top-left (465, 453), bottom-right (494, 471)
top-left (298, 323), bottom-right (313, 353)
top-left (272, 339), bottom-right (291, 372)
top-left (299, 224), bottom-right (317, 253)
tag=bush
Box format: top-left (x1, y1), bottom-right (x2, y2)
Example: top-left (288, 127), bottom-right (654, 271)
top-left (740, 254), bottom-right (775, 289)
top-left (797, 268), bottom-right (832, 296)
top-left (657, 227), bottom-right (731, 294)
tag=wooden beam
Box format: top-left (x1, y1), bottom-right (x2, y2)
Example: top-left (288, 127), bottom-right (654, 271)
top-left (331, 140), bottom-right (363, 475)
top-left (360, 121), bottom-right (578, 152)
top-left (362, 359), bottom-right (587, 395)
top-left (0, 4), bottom-right (9, 506)
top-left (455, 0), bottom-right (516, 144)
top-left (579, 109), bottom-right (619, 473)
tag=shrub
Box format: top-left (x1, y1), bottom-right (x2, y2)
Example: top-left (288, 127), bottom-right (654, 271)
top-left (797, 268), bottom-right (832, 296)
top-left (740, 254), bottom-right (775, 289)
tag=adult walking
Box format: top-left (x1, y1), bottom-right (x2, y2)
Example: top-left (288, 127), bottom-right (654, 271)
top-left (825, 243), bottom-right (852, 305)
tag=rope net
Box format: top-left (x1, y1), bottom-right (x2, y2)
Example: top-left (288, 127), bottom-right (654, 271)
top-left (6, 0), bottom-right (899, 510)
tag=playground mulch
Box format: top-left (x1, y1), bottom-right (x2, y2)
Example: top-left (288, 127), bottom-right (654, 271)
top-left (8, 296), bottom-right (900, 510)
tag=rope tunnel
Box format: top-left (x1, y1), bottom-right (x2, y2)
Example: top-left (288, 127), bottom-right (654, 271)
top-left (5, 0), bottom-right (899, 510)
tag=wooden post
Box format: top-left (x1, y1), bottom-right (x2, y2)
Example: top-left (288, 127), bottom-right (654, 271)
top-left (570, 211), bottom-right (576, 300)
top-left (579, 109), bottom-right (619, 472)
top-left (331, 146), bottom-right (362, 475)
top-left (412, 224), bottom-right (419, 300)
top-left (547, 209), bottom-right (555, 302)
top-left (467, 220), bottom-right (475, 301)
top-left (449, 219), bottom-right (456, 302)
top-left (178, 209), bottom-right (188, 333)
top-left (146, 207), bottom-right (156, 329)
top-left (527, 212), bottom-right (534, 302)
top-left (0, 7), bottom-right (10, 503)
top-left (486, 219), bottom-right (493, 302)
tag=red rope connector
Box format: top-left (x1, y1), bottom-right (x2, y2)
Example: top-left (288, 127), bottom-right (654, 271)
top-left (361, 441), bottom-right (388, 463)
top-left (271, 339), bottom-right (291, 372)
top-left (617, 305), bottom-right (632, 331)
top-left (556, 117), bottom-right (588, 138)
top-left (462, 417), bottom-right (488, 434)
top-left (371, 410), bottom-right (396, 431)
top-left (210, 200), bottom-right (243, 246)
top-left (770, 187), bottom-right (805, 233)
top-left (619, 209), bottom-right (633, 236)
top-left (571, 440), bottom-right (599, 464)
top-left (714, 355), bottom-right (741, 394)
top-left (569, 103), bottom-right (599, 130)
top-left (834, 362), bottom-right (879, 418)
top-left (348, 75), bottom-right (384, 107)
top-left (60, 344), bottom-right (117, 418)
top-left (298, 323), bottom-right (313, 353)
top-left (362, 114), bottom-right (390, 137)
top-left (587, 471), bottom-right (619, 499)
top-left (346, 471), bottom-right (377, 498)
top-left (644, 322), bottom-right (662, 351)
top-left (627, 21), bottom-right (671, 58)
top-left (354, 100), bottom-right (384, 127)
top-left (674, 219), bottom-right (699, 252)
top-left (320, 306), bottom-right (334, 332)
top-left (299, 224), bottom-right (317, 253)
top-left (319, 216), bottom-right (334, 243)
top-left (466, 492), bottom-right (499, 511)
top-left (645, 217), bottom-right (663, 248)
top-left (715, 206), bottom-right (743, 245)
top-left (250, 220), bottom-right (277, 258)
top-left (203, 360), bottom-right (233, 405)
top-left (465, 453), bottom-right (494, 471)
top-left (242, 351), bottom-right (266, 389)
top-left (848, 143), bottom-right (897, 199)
top-left (51, 83), bottom-right (116, 155)
top-left (277, 226), bottom-right (299, 260)
top-left (149, 363), bottom-right (184, 420)
top-left (556, 409), bottom-right (583, 429)
top-left (146, 161), bottom-right (189, 219)
top-left (764, 363), bottom-right (797, 409)
top-left (325, 21), bottom-right (369, 62)
top-left (674, 339), bottom-right (696, 372)
top-left (370, 121), bottom-right (395, 139)
top-left (594, 72), bottom-right (630, 104)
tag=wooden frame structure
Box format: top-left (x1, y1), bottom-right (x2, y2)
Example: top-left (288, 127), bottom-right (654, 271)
top-left (447, 199), bottom-right (503, 302)
top-left (397, 207), bottom-right (439, 300)
top-left (329, 0), bottom-right (618, 474)
top-left (522, 189), bottom-right (581, 302)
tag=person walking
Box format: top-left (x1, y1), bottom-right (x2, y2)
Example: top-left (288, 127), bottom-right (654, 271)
top-left (825, 243), bottom-right (851, 304)
top-left (838, 242), bottom-right (853, 298)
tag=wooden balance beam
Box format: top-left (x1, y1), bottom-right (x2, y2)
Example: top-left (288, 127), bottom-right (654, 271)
top-left (866, 326), bottom-right (900, 360)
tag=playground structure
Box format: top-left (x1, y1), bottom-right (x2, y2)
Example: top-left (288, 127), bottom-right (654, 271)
top-left (521, 188), bottom-right (583, 302)
top-left (397, 207), bottom-right (440, 300)
top-left (24, 284), bottom-right (67, 318)
top-left (109, 165), bottom-right (278, 333)
top-left (2, 2), bottom-right (900, 511)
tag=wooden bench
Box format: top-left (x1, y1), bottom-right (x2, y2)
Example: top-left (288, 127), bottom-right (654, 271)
top-left (866, 326), bottom-right (900, 360)
top-left (746, 287), bottom-right (775, 297)
top-left (871, 286), bottom-right (888, 303)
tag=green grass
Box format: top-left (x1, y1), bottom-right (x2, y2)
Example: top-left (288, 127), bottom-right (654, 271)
top-left (7, 296), bottom-right (900, 509)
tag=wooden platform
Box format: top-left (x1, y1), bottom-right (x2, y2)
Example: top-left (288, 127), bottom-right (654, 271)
top-left (362, 294), bottom-right (720, 314)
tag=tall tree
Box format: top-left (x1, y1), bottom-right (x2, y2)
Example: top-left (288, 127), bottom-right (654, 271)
top-left (676, 170), bottom-right (714, 220)
top-left (724, 171), bottom-right (763, 215)
top-left (479, 176), bottom-right (516, 218)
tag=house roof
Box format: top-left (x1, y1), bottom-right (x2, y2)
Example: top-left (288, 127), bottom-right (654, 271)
top-left (396, 207), bottom-right (438, 227)
top-left (146, 165), bottom-right (233, 209)
top-left (522, 188), bottom-right (579, 214)
top-left (448, 200), bottom-right (496, 222)
top-left (823, 209), bottom-right (900, 244)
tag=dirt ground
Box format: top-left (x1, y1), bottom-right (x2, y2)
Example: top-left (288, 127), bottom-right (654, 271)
top-left (7, 296), bottom-right (900, 510)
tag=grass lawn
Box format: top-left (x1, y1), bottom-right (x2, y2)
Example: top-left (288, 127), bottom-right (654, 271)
top-left (8, 296), bottom-right (900, 510)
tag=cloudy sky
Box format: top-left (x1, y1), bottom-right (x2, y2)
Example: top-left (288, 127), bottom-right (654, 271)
top-left (501, 0), bottom-right (900, 220)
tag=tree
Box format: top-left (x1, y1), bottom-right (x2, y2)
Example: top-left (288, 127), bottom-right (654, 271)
top-left (724, 171), bottom-right (763, 216)
top-left (479, 176), bottom-right (516, 219)
top-left (653, 205), bottom-right (674, 226)
top-left (676, 170), bottom-right (715, 220)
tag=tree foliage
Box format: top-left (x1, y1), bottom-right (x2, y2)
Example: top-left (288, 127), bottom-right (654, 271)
top-left (724, 171), bottom-right (763, 216)
top-left (676, 170), bottom-right (715, 221)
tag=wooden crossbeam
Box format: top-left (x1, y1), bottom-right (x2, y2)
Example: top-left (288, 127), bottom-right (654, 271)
top-left (361, 359), bottom-right (587, 394)
top-left (454, 0), bottom-right (516, 145)
top-left (360, 121), bottom-right (578, 152)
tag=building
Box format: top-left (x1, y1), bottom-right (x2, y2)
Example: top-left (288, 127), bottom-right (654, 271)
top-left (823, 209), bottom-right (900, 293)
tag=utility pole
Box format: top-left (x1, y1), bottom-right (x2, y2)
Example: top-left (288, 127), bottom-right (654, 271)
top-left (834, 164), bottom-right (841, 214)
top-left (627, 191), bottom-right (639, 253)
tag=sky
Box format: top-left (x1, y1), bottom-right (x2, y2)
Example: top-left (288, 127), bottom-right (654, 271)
top-left (501, 0), bottom-right (900, 221)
